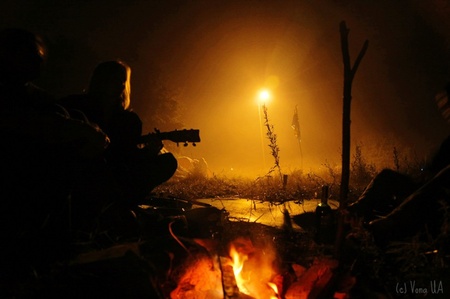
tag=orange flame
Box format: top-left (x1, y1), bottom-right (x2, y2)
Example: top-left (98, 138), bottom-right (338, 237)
top-left (228, 241), bottom-right (279, 299)
top-left (268, 282), bottom-right (279, 299)
top-left (229, 244), bottom-right (250, 294)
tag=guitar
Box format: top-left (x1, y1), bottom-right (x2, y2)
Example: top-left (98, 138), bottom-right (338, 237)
top-left (137, 129), bottom-right (200, 147)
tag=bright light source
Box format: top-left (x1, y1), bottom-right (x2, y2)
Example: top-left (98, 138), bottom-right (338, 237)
top-left (258, 89), bottom-right (271, 105)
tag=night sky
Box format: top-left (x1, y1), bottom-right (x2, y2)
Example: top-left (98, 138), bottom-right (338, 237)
top-left (2, 0), bottom-right (450, 177)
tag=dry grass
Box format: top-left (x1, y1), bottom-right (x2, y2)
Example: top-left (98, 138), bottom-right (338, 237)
top-left (154, 161), bottom-right (373, 205)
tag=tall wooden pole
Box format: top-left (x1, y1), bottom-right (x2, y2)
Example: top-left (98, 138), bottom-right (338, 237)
top-left (334, 21), bottom-right (369, 259)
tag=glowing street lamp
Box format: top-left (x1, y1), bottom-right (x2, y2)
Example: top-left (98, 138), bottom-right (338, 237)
top-left (258, 89), bottom-right (271, 106)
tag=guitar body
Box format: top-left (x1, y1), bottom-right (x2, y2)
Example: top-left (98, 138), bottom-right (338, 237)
top-left (117, 129), bottom-right (201, 205)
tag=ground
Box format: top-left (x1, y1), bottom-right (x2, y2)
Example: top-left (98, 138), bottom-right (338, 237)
top-left (193, 197), bottom-right (339, 228)
top-left (5, 196), bottom-right (448, 298)
top-left (1, 197), bottom-right (342, 298)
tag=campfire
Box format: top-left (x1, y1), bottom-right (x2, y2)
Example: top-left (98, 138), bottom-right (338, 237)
top-left (169, 235), bottom-right (281, 299)
top-left (160, 204), bottom-right (340, 299)
top-left (67, 202), bottom-right (341, 299)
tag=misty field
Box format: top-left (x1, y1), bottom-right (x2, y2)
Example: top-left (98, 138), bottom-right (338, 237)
top-left (155, 144), bottom-right (425, 203)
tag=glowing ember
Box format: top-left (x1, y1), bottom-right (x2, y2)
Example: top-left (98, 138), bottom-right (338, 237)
top-left (169, 255), bottom-right (223, 299)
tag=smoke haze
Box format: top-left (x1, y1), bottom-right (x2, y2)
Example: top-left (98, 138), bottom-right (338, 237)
top-left (2, 0), bottom-right (450, 177)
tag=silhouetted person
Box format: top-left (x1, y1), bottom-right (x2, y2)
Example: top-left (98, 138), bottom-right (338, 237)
top-left (347, 133), bottom-right (450, 225)
top-left (346, 169), bottom-right (418, 224)
top-left (367, 134), bottom-right (450, 244)
top-left (347, 122), bottom-right (450, 247)
top-left (0, 28), bottom-right (109, 284)
top-left (368, 163), bottom-right (450, 247)
top-left (60, 60), bottom-right (178, 209)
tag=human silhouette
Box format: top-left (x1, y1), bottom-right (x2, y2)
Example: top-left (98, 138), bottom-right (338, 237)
top-left (347, 133), bottom-right (450, 225)
top-left (347, 111), bottom-right (450, 246)
top-left (0, 28), bottom-right (109, 282)
top-left (60, 60), bottom-right (178, 209)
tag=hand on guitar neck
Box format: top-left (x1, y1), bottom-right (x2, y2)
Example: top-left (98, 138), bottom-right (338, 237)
top-left (139, 133), bottom-right (164, 155)
top-left (138, 129), bottom-right (201, 151)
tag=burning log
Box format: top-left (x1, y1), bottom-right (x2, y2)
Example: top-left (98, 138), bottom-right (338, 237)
top-left (169, 252), bottom-right (223, 299)
top-left (219, 256), bottom-right (240, 298)
top-left (285, 258), bottom-right (338, 299)
top-left (168, 233), bottom-right (281, 299)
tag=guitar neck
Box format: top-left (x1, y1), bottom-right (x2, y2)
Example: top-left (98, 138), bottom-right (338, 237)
top-left (137, 129), bottom-right (200, 145)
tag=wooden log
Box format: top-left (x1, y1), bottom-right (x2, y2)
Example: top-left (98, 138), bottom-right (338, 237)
top-left (285, 258), bottom-right (338, 299)
top-left (220, 256), bottom-right (240, 299)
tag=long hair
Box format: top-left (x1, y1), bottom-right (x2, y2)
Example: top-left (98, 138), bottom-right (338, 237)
top-left (87, 60), bottom-right (131, 110)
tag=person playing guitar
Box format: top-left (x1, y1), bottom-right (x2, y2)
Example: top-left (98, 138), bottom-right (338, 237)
top-left (59, 60), bottom-right (199, 239)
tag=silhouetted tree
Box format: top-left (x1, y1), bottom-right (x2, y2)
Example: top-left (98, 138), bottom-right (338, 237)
top-left (335, 21), bottom-right (368, 258)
